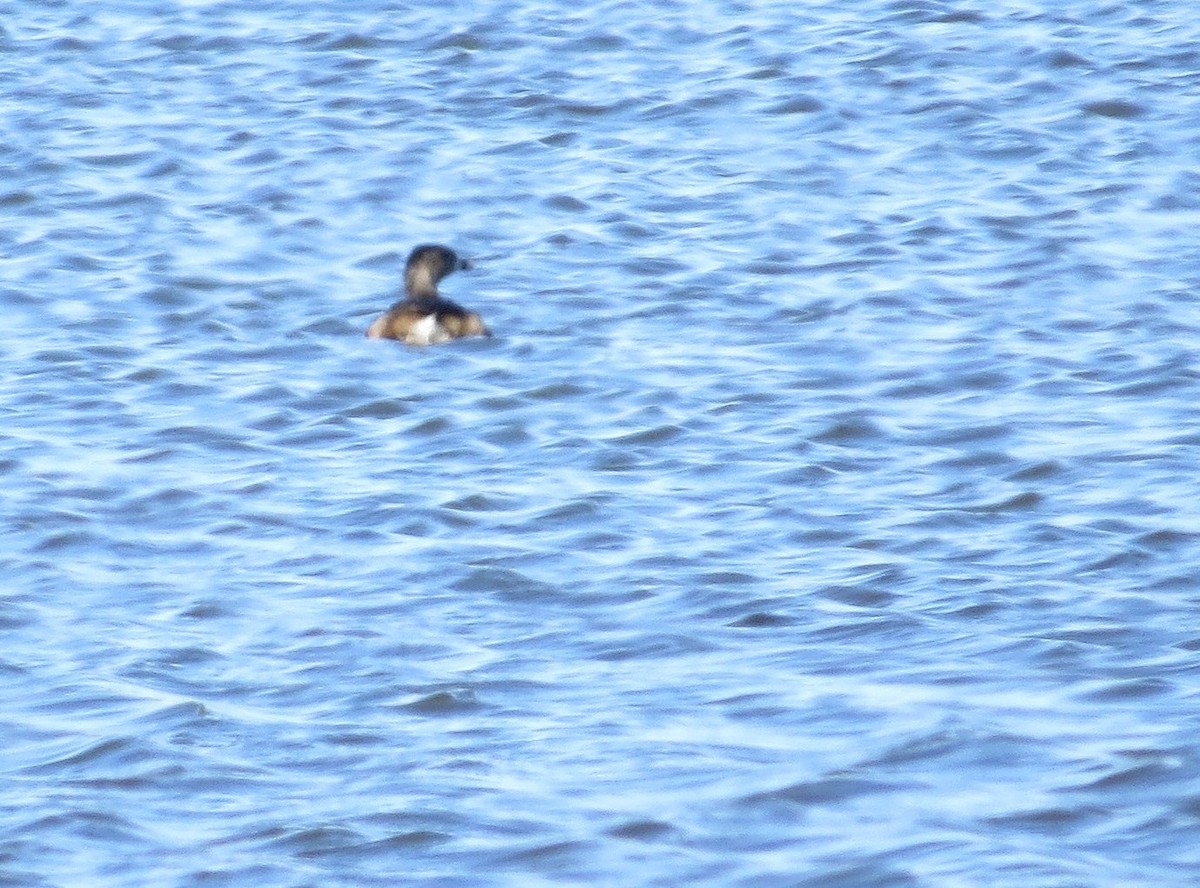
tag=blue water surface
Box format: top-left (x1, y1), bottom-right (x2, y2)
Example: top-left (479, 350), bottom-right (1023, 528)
top-left (2, 1), bottom-right (1200, 885)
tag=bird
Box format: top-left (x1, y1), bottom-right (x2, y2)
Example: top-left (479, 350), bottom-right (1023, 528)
top-left (365, 244), bottom-right (490, 345)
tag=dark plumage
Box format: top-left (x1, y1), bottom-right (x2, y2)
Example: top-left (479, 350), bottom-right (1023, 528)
top-left (365, 245), bottom-right (490, 345)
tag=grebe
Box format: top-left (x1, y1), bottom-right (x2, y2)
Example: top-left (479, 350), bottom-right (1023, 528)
top-left (365, 244), bottom-right (490, 345)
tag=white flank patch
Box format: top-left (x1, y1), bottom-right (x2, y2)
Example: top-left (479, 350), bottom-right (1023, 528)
top-left (407, 314), bottom-right (439, 345)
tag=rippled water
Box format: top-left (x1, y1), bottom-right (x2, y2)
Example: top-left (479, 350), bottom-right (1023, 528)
top-left (4, 1), bottom-right (1200, 885)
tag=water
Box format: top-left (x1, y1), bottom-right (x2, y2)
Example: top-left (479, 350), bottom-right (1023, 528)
top-left (3, 1), bottom-right (1200, 885)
